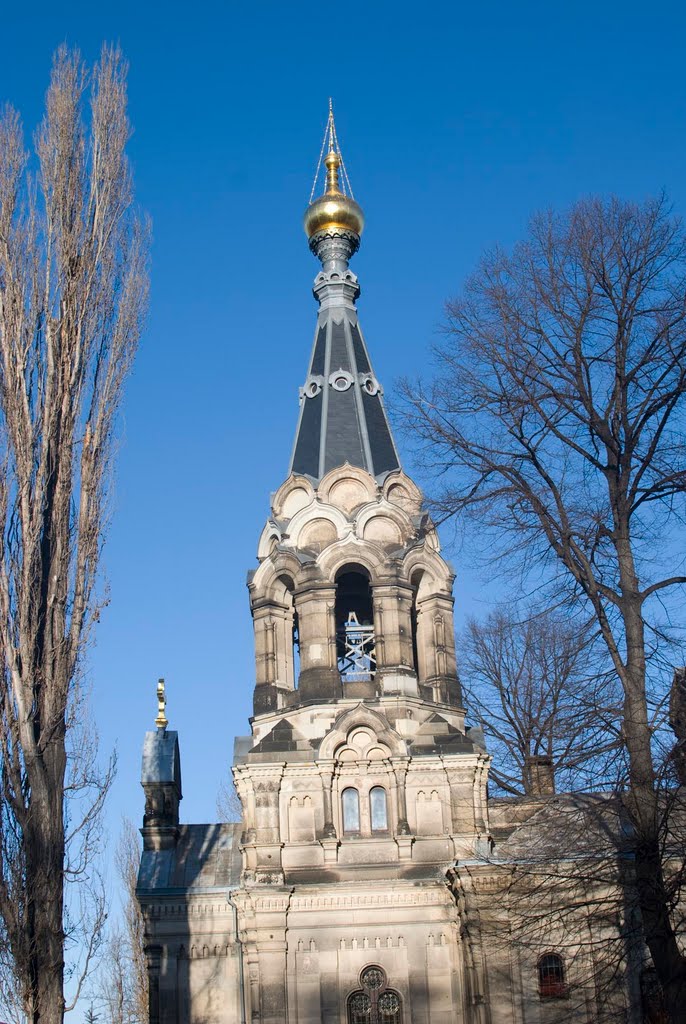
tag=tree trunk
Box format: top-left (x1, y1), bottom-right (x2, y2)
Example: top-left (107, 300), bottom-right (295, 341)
top-left (618, 558), bottom-right (686, 1020)
top-left (25, 743), bottom-right (66, 1024)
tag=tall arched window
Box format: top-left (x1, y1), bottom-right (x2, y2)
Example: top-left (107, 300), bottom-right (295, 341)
top-left (342, 787), bottom-right (360, 833)
top-left (348, 966), bottom-right (402, 1024)
top-left (537, 953), bottom-right (567, 999)
top-left (370, 786), bottom-right (388, 832)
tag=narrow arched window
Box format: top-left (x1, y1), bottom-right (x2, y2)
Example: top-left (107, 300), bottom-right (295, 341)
top-left (370, 786), bottom-right (388, 832)
top-left (342, 788), bottom-right (360, 833)
top-left (538, 953), bottom-right (566, 999)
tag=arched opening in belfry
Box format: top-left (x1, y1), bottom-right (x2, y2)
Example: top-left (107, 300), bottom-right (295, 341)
top-left (278, 575), bottom-right (299, 690)
top-left (292, 609), bottom-right (300, 687)
top-left (335, 567), bottom-right (376, 682)
top-left (410, 568), bottom-right (428, 684)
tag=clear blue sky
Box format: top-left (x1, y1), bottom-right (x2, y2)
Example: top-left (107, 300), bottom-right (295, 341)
top-left (1, 0), bottom-right (685, 866)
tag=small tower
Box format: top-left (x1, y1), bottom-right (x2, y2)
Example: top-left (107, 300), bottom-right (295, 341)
top-left (249, 106), bottom-right (464, 716)
top-left (140, 679), bottom-right (182, 851)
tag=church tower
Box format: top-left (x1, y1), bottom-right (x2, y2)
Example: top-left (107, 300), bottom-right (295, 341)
top-left (231, 108), bottom-right (491, 1023)
top-left (137, 109), bottom-right (492, 1024)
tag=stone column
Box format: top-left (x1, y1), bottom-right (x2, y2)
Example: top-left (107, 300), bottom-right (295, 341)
top-left (373, 580), bottom-right (418, 696)
top-left (252, 600), bottom-right (284, 714)
top-left (417, 593), bottom-right (462, 706)
top-left (393, 761), bottom-right (410, 834)
top-left (318, 762), bottom-right (336, 838)
top-left (145, 944), bottom-right (162, 1024)
top-left (295, 581), bottom-right (341, 700)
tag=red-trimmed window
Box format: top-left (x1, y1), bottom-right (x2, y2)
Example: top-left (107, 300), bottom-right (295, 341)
top-left (538, 953), bottom-right (567, 999)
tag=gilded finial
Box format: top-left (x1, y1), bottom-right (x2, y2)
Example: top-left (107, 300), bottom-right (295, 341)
top-left (155, 677), bottom-right (168, 730)
top-left (304, 101), bottom-right (364, 246)
top-left (328, 97), bottom-right (334, 152)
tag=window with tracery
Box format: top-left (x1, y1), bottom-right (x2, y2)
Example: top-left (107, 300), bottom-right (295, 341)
top-left (537, 953), bottom-right (567, 999)
top-left (347, 965), bottom-right (402, 1023)
top-left (342, 787), bottom-right (360, 833)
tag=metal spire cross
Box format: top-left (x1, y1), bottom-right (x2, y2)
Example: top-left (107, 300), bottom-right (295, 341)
top-left (155, 677), bottom-right (168, 730)
top-left (308, 100), bottom-right (356, 204)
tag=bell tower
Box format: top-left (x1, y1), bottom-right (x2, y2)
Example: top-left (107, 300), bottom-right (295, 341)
top-left (231, 106), bottom-right (491, 1024)
top-left (249, 106), bottom-right (463, 718)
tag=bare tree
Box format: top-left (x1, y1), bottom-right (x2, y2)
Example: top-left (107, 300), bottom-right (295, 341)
top-left (670, 668), bottom-right (686, 786)
top-left (453, 792), bottom-right (648, 1023)
top-left (0, 46), bottom-right (148, 1023)
top-left (401, 195), bottom-right (686, 1018)
top-left (217, 771), bottom-right (243, 824)
top-left (96, 819), bottom-right (148, 1024)
top-left (462, 605), bottom-right (621, 795)
top-left (116, 819), bottom-right (148, 1024)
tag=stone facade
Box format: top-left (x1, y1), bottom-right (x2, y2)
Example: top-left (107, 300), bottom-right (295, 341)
top-left (136, 119), bottom-right (654, 1023)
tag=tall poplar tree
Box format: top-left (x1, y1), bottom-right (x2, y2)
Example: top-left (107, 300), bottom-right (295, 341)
top-left (0, 46), bottom-right (148, 1022)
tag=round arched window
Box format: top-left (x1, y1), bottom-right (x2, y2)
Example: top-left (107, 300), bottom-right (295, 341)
top-left (347, 965), bottom-right (402, 1023)
top-left (342, 787), bottom-right (360, 833)
top-left (538, 953), bottom-right (567, 999)
top-left (370, 787), bottom-right (388, 832)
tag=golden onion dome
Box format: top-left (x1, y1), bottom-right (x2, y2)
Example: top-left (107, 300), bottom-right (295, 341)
top-left (304, 149), bottom-right (365, 240)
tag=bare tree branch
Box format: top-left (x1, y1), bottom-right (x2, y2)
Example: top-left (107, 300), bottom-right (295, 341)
top-left (400, 194), bottom-right (686, 1017)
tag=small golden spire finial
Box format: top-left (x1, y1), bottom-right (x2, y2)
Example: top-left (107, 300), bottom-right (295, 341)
top-left (304, 102), bottom-right (364, 245)
top-left (324, 99), bottom-right (341, 194)
top-left (155, 677), bottom-right (168, 730)
top-left (327, 97), bottom-right (335, 152)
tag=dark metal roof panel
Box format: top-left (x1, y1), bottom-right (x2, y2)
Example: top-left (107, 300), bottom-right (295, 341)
top-left (289, 308), bottom-right (401, 484)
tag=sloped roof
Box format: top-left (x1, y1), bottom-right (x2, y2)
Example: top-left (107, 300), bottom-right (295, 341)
top-left (290, 307), bottom-right (400, 483)
top-left (138, 822), bottom-right (242, 893)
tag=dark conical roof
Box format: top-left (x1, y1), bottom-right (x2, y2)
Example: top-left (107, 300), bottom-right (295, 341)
top-left (289, 286), bottom-right (400, 483)
top-left (291, 112), bottom-right (400, 484)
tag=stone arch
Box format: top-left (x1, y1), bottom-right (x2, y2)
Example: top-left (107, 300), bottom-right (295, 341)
top-left (288, 791), bottom-right (315, 842)
top-left (318, 538), bottom-right (387, 585)
top-left (287, 503), bottom-right (350, 552)
top-left (256, 520), bottom-right (282, 561)
top-left (355, 502), bottom-right (415, 544)
top-left (382, 470), bottom-right (423, 516)
top-left (318, 465), bottom-right (377, 514)
top-left (318, 703), bottom-right (407, 760)
top-left (271, 474), bottom-right (315, 519)
top-left (360, 515), bottom-right (404, 549)
top-left (402, 546), bottom-right (454, 592)
top-left (250, 559), bottom-right (306, 712)
top-left (297, 517), bottom-right (339, 554)
top-left (251, 551), bottom-right (307, 602)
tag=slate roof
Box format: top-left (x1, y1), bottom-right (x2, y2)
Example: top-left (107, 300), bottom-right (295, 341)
top-left (138, 822), bottom-right (242, 894)
top-left (290, 310), bottom-right (400, 483)
top-left (141, 728), bottom-right (182, 794)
